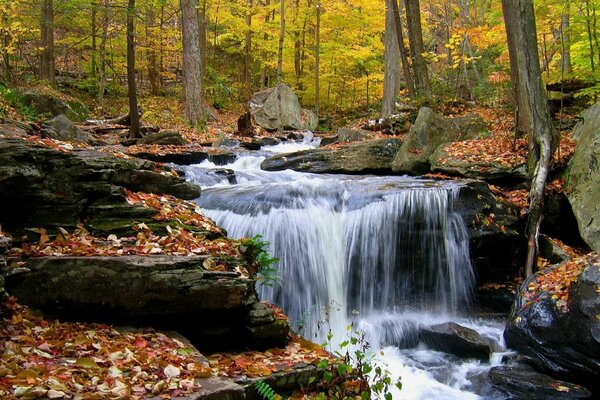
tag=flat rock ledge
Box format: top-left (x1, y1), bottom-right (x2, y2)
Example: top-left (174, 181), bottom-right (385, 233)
top-left (4, 255), bottom-right (289, 351)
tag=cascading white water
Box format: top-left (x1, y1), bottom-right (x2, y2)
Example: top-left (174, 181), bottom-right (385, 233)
top-left (185, 142), bottom-right (505, 399)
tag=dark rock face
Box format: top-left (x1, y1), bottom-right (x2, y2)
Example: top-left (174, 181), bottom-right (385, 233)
top-left (261, 139), bottom-right (402, 174)
top-left (456, 181), bottom-right (522, 283)
top-left (336, 128), bottom-right (369, 143)
top-left (420, 322), bottom-right (498, 361)
top-left (476, 365), bottom-right (594, 400)
top-left (565, 103), bottom-right (600, 252)
top-left (504, 257), bottom-right (600, 391)
top-left (4, 256), bottom-right (289, 351)
top-left (0, 137), bottom-right (199, 235)
top-left (392, 107), bottom-right (487, 174)
top-left (132, 149), bottom-right (236, 166)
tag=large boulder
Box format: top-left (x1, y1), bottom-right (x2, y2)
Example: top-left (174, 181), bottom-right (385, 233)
top-left (419, 322), bottom-right (499, 361)
top-left (3, 255), bottom-right (289, 351)
top-left (249, 83), bottom-right (302, 131)
top-left (572, 102), bottom-right (600, 140)
top-left (0, 137), bottom-right (199, 235)
top-left (565, 103), bottom-right (600, 252)
top-left (430, 144), bottom-right (528, 184)
top-left (391, 107), bottom-right (487, 175)
top-left (261, 138), bottom-right (402, 174)
top-left (504, 256), bottom-right (600, 390)
top-left (19, 89), bottom-right (90, 122)
top-left (141, 130), bottom-right (188, 145)
top-left (301, 109), bottom-right (318, 131)
top-left (41, 114), bottom-right (93, 144)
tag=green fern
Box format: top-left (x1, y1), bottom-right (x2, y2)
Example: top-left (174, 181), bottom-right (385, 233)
top-left (253, 380), bottom-right (279, 400)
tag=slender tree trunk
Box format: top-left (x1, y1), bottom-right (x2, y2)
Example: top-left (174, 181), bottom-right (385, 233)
top-left (40, 0), bottom-right (55, 85)
top-left (181, 0), bottom-right (206, 125)
top-left (315, 1), bottom-right (321, 117)
top-left (501, 0), bottom-right (558, 278)
top-left (382, 0), bottom-right (402, 117)
top-left (293, 0), bottom-right (301, 88)
top-left (405, 0), bottom-right (430, 97)
top-left (390, 0), bottom-right (415, 98)
top-left (277, 0), bottom-right (285, 83)
top-left (127, 0), bottom-right (141, 138)
top-left (244, 0), bottom-right (253, 99)
top-left (560, 5), bottom-right (572, 75)
top-left (91, 2), bottom-right (97, 77)
top-left (146, 6), bottom-right (160, 95)
top-left (260, 0), bottom-right (271, 89)
top-left (584, 0), bottom-right (596, 72)
top-left (2, 12), bottom-right (11, 83)
top-left (98, 0), bottom-right (109, 105)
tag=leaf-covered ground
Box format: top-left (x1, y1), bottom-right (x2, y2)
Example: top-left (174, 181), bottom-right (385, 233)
top-left (0, 300), bottom-right (330, 400)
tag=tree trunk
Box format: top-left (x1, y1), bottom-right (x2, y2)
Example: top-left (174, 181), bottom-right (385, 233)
top-left (146, 6), bottom-right (161, 95)
top-left (98, 0), bottom-right (110, 105)
top-left (277, 0), bottom-right (285, 83)
top-left (405, 0), bottom-right (430, 97)
top-left (501, 0), bottom-right (558, 278)
top-left (260, 0), bottom-right (271, 89)
top-left (40, 0), bottom-right (55, 85)
top-left (315, 1), bottom-right (321, 118)
top-left (127, 0), bottom-right (141, 139)
top-left (2, 11), bottom-right (11, 83)
top-left (382, 0), bottom-right (402, 117)
top-left (91, 2), bottom-right (97, 77)
top-left (181, 0), bottom-right (207, 125)
top-left (390, 0), bottom-right (415, 98)
top-left (560, 6), bottom-right (572, 75)
top-left (198, 0), bottom-right (207, 75)
top-left (244, 0), bottom-right (253, 99)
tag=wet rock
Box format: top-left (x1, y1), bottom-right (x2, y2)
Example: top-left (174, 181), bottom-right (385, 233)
top-left (133, 149), bottom-right (236, 166)
top-left (249, 84), bottom-right (302, 131)
top-left (261, 138), bottom-right (402, 174)
top-left (419, 322), bottom-right (498, 360)
top-left (141, 130), bottom-right (188, 145)
top-left (41, 114), bottom-right (94, 144)
top-left (240, 137), bottom-right (281, 150)
top-left (392, 107), bottom-right (487, 175)
top-left (485, 366), bottom-right (593, 400)
top-left (565, 103), bottom-right (600, 252)
top-left (504, 256), bottom-right (600, 390)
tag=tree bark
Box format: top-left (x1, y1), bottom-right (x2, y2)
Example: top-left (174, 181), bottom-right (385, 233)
top-left (91, 2), bottom-right (97, 77)
top-left (277, 0), bottom-right (285, 83)
top-left (146, 6), bottom-right (161, 95)
top-left (181, 0), bottom-right (207, 125)
top-left (501, 0), bottom-right (558, 278)
top-left (390, 0), bottom-right (415, 98)
top-left (404, 0), bottom-right (430, 98)
top-left (2, 11), bottom-right (11, 83)
top-left (127, 0), bottom-right (141, 139)
top-left (244, 0), bottom-right (253, 99)
top-left (560, 6), bottom-right (572, 75)
top-left (315, 1), bottom-right (321, 118)
top-left (198, 0), bottom-right (207, 75)
top-left (382, 0), bottom-right (402, 117)
top-left (98, 0), bottom-right (110, 105)
top-left (40, 0), bottom-right (55, 85)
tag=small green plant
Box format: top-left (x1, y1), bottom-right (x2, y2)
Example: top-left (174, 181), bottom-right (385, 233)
top-left (240, 234), bottom-right (281, 288)
top-left (253, 380), bottom-right (280, 400)
top-left (302, 311), bottom-right (402, 400)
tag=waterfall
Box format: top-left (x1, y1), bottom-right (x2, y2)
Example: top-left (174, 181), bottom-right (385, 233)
top-left (187, 157), bottom-right (474, 341)
top-left (185, 148), bottom-right (506, 399)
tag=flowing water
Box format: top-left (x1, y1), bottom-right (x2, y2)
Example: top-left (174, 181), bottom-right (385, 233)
top-left (185, 140), bottom-right (506, 399)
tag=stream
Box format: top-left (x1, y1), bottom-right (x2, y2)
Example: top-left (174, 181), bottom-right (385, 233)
top-left (184, 139), bottom-right (507, 399)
